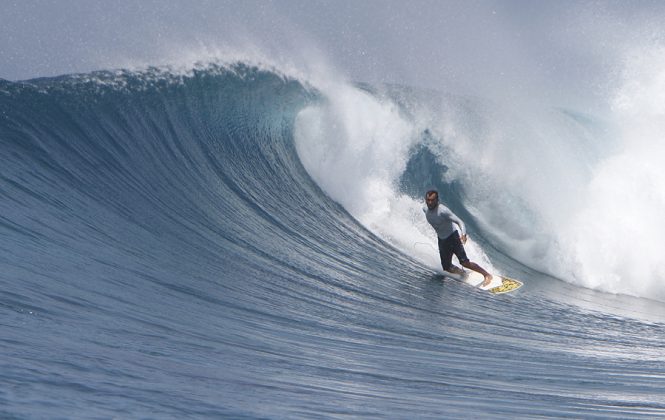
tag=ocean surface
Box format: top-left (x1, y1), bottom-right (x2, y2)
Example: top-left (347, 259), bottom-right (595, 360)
top-left (1, 63), bottom-right (664, 418)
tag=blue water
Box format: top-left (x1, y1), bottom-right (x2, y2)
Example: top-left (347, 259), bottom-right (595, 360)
top-left (1, 64), bottom-right (664, 418)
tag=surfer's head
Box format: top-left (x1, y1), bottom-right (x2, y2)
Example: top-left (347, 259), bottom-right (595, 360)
top-left (425, 190), bottom-right (439, 210)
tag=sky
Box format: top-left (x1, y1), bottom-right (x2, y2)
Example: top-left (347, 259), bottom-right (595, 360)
top-left (2, 0), bottom-right (665, 108)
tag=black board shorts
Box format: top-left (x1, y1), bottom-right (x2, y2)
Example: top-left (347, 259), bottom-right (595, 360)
top-left (437, 231), bottom-right (469, 270)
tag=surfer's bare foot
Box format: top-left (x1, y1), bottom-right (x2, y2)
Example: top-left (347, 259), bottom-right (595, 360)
top-left (446, 265), bottom-right (465, 276)
top-left (480, 275), bottom-right (493, 287)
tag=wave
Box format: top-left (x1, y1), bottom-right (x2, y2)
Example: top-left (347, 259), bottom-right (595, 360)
top-left (3, 60), bottom-right (661, 303)
top-left (2, 61), bottom-right (665, 417)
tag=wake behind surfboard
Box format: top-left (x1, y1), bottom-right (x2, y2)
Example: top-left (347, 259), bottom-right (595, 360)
top-left (444, 271), bottom-right (524, 295)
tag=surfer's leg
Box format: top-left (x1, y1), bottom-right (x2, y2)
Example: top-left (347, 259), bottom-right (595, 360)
top-left (461, 261), bottom-right (493, 286)
top-left (437, 236), bottom-right (457, 273)
top-left (450, 232), bottom-right (493, 286)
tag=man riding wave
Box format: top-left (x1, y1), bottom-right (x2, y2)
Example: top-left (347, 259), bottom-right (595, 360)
top-left (423, 190), bottom-right (493, 287)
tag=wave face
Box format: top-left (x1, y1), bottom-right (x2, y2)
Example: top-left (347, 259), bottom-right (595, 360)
top-left (1, 64), bottom-right (665, 418)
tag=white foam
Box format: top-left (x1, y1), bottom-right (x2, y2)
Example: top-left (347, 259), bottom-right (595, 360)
top-left (418, 45), bottom-right (665, 303)
top-left (558, 46), bottom-right (665, 301)
top-left (294, 83), bottom-right (496, 274)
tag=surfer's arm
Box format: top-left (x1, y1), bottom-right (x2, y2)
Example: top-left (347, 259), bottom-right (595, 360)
top-left (447, 211), bottom-right (466, 237)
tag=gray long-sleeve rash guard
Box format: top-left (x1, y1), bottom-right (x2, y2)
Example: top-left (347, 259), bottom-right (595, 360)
top-left (423, 203), bottom-right (466, 240)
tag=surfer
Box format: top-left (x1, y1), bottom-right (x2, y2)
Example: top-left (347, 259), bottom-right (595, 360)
top-left (423, 190), bottom-right (493, 286)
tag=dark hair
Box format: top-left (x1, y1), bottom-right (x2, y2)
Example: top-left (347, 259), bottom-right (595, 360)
top-left (425, 190), bottom-right (438, 199)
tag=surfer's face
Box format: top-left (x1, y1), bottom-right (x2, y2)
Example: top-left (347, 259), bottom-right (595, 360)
top-left (425, 193), bottom-right (438, 210)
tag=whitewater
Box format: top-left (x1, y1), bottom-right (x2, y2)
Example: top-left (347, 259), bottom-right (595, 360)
top-left (1, 57), bottom-right (665, 418)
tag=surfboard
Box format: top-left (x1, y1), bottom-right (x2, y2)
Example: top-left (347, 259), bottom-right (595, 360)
top-left (446, 271), bottom-right (523, 295)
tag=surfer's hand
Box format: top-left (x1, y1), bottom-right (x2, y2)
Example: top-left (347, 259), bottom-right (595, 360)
top-left (460, 234), bottom-right (467, 244)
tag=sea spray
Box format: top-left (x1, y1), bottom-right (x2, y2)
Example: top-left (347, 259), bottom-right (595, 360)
top-left (562, 46), bottom-right (665, 301)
